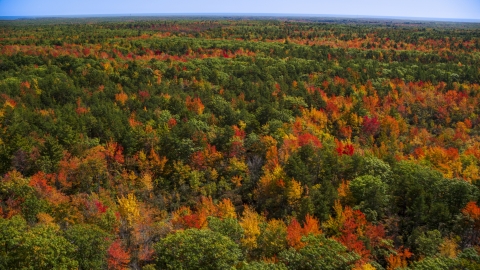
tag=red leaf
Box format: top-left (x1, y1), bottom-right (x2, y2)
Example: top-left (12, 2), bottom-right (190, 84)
top-left (108, 240), bottom-right (130, 270)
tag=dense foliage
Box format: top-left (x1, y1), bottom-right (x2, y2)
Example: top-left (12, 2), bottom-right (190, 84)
top-left (1, 16), bottom-right (480, 269)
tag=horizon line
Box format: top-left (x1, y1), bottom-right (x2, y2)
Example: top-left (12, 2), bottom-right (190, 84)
top-left (1, 13), bottom-right (480, 23)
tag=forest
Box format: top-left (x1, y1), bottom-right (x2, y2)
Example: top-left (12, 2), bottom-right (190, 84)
top-left (1, 16), bottom-right (480, 269)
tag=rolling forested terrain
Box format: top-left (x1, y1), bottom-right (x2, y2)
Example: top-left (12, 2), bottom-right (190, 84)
top-left (1, 16), bottom-right (480, 269)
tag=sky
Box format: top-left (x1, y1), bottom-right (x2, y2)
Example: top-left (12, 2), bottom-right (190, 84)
top-left (0, 0), bottom-right (479, 20)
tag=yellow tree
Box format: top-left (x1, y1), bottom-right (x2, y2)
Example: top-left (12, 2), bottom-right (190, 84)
top-left (118, 193), bottom-right (140, 229)
top-left (240, 205), bottom-right (263, 251)
top-left (218, 198), bottom-right (237, 219)
top-left (286, 179), bottom-right (302, 209)
top-left (117, 193), bottom-right (141, 268)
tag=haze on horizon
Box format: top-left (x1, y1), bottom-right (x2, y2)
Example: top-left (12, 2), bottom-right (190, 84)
top-left (1, 0), bottom-right (479, 21)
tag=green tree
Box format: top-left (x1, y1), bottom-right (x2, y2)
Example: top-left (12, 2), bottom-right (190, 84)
top-left (390, 161), bottom-right (443, 236)
top-left (410, 256), bottom-right (458, 270)
top-left (357, 155), bottom-right (392, 181)
top-left (458, 247), bottom-right (480, 269)
top-left (240, 261), bottom-right (288, 270)
top-left (207, 216), bottom-right (244, 244)
top-left (154, 228), bottom-right (242, 270)
top-left (0, 216), bottom-right (78, 270)
top-left (412, 230), bottom-right (443, 258)
top-left (64, 224), bottom-right (112, 270)
top-left (0, 215), bottom-right (27, 269)
top-left (349, 175), bottom-right (388, 220)
top-left (37, 135), bottom-right (64, 175)
top-left (278, 234), bottom-right (359, 270)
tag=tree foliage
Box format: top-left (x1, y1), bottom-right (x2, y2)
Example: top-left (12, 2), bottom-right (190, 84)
top-left (154, 228), bottom-right (242, 270)
top-left (0, 16), bottom-right (480, 269)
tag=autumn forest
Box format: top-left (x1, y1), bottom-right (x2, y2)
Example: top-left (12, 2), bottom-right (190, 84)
top-left (1, 16), bottom-right (480, 269)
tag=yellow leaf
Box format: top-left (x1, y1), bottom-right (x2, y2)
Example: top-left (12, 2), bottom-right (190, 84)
top-left (240, 205), bottom-right (262, 249)
top-left (118, 193), bottom-right (140, 227)
top-left (287, 179), bottom-right (302, 206)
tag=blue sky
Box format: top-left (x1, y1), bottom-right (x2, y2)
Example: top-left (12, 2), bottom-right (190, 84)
top-left (1, 0), bottom-right (479, 20)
